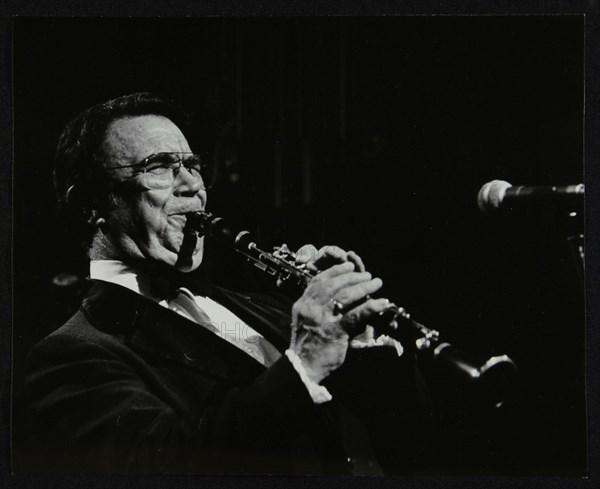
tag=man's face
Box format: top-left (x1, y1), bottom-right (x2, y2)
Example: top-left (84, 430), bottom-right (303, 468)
top-left (100, 114), bottom-right (207, 272)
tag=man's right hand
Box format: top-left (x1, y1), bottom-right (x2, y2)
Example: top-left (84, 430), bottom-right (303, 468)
top-left (289, 261), bottom-right (389, 384)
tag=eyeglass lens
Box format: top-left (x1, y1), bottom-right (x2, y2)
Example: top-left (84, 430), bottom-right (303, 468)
top-left (139, 153), bottom-right (214, 189)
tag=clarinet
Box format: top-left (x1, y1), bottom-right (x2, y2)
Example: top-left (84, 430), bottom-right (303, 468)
top-left (190, 211), bottom-right (517, 407)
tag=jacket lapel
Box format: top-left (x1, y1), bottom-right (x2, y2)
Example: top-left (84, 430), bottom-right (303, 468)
top-left (206, 285), bottom-right (293, 351)
top-left (82, 280), bottom-right (266, 382)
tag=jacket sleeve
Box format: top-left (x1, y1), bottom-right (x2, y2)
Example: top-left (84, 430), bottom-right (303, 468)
top-left (19, 331), bottom-right (327, 475)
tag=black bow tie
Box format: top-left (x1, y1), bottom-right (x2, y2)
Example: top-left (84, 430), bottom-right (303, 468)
top-left (142, 267), bottom-right (211, 302)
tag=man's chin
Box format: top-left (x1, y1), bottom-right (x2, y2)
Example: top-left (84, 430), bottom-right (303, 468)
top-left (173, 248), bottom-right (204, 273)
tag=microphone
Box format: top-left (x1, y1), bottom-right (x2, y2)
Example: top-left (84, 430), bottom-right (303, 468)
top-left (477, 180), bottom-right (584, 212)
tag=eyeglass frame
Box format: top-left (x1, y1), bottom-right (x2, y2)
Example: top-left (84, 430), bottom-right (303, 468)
top-left (104, 151), bottom-right (215, 190)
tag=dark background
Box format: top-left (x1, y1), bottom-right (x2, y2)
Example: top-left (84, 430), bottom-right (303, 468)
top-left (12, 17), bottom-right (585, 475)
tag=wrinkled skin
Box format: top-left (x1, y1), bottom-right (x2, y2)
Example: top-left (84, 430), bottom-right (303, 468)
top-left (92, 114), bottom-right (207, 272)
top-left (290, 246), bottom-right (390, 383)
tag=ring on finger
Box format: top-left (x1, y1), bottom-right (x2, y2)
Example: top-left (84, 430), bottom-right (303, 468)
top-left (330, 298), bottom-right (345, 315)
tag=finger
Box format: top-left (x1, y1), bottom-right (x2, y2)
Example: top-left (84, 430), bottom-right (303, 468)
top-left (321, 271), bottom-right (373, 297)
top-left (309, 245), bottom-right (348, 271)
top-left (319, 245), bottom-right (348, 262)
top-left (350, 325), bottom-right (375, 346)
top-left (334, 278), bottom-right (383, 306)
top-left (315, 261), bottom-right (356, 280)
top-left (342, 297), bottom-right (390, 334)
top-left (346, 251), bottom-right (365, 272)
top-left (350, 333), bottom-right (404, 356)
top-left (371, 335), bottom-right (405, 356)
top-left (295, 244), bottom-right (319, 265)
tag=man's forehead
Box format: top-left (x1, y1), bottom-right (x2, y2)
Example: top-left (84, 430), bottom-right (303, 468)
top-left (101, 114), bottom-right (189, 165)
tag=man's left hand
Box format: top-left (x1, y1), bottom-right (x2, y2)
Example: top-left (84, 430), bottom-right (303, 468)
top-left (295, 244), bottom-right (404, 356)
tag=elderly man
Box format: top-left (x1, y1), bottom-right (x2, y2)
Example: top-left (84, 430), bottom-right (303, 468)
top-left (16, 93), bottom-right (431, 475)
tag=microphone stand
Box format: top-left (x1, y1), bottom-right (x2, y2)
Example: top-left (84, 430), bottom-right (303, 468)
top-left (566, 210), bottom-right (584, 286)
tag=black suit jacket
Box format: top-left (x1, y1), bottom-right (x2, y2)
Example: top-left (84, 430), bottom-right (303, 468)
top-left (14, 279), bottom-right (432, 475)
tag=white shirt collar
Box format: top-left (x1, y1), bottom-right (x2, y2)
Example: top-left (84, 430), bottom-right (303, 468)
top-left (90, 259), bottom-right (153, 298)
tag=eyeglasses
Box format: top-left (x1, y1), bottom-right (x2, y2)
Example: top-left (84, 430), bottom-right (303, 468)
top-left (106, 152), bottom-right (215, 190)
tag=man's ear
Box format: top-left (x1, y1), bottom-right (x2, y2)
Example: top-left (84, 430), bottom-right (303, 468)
top-left (66, 185), bottom-right (106, 228)
top-left (65, 184), bottom-right (78, 207)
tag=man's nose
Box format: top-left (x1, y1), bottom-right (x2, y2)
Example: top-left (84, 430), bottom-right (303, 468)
top-left (174, 166), bottom-right (206, 196)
